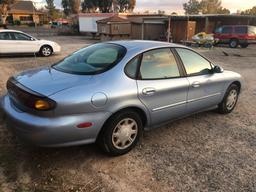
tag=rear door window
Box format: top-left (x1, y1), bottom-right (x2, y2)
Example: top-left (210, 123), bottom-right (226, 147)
top-left (139, 48), bottom-right (180, 80)
top-left (0, 32), bottom-right (12, 40)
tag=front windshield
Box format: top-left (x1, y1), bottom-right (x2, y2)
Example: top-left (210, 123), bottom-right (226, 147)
top-left (53, 43), bottom-right (126, 75)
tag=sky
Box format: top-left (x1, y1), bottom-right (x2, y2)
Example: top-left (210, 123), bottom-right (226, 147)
top-left (35, 0), bottom-right (256, 14)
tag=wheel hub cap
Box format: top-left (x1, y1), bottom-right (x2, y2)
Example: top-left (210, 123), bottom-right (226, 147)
top-left (112, 118), bottom-right (138, 150)
top-left (226, 89), bottom-right (238, 110)
top-left (42, 47), bottom-right (51, 56)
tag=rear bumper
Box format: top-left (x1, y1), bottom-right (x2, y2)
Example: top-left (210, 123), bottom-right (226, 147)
top-left (1, 95), bottom-right (111, 147)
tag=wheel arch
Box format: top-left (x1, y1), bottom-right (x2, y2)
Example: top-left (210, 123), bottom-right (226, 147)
top-left (96, 106), bottom-right (149, 141)
top-left (231, 81), bottom-right (241, 93)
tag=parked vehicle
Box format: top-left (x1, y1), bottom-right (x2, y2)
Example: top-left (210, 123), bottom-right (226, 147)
top-left (214, 25), bottom-right (256, 48)
top-left (0, 30), bottom-right (61, 56)
top-left (0, 41), bottom-right (242, 156)
top-left (192, 32), bottom-right (216, 47)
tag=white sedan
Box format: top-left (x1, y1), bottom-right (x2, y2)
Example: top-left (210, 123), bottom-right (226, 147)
top-left (0, 30), bottom-right (61, 57)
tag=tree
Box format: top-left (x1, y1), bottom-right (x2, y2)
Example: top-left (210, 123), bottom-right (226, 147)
top-left (98, 0), bottom-right (113, 13)
top-left (81, 0), bottom-right (98, 13)
top-left (45, 0), bottom-right (57, 19)
top-left (241, 6), bottom-right (256, 15)
top-left (116, 0), bottom-right (129, 12)
top-left (0, 0), bottom-right (16, 25)
top-left (217, 7), bottom-right (230, 14)
top-left (62, 0), bottom-right (72, 15)
top-left (183, 0), bottom-right (201, 14)
top-left (200, 0), bottom-right (221, 14)
top-left (157, 10), bottom-right (165, 14)
top-left (70, 0), bottom-right (81, 14)
top-left (128, 0), bottom-right (136, 12)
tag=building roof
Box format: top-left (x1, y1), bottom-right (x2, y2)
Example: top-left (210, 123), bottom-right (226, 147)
top-left (78, 13), bottom-right (117, 17)
top-left (97, 15), bottom-right (131, 24)
top-left (9, 1), bottom-right (43, 15)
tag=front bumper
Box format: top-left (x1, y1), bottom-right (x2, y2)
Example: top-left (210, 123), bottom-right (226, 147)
top-left (1, 95), bottom-right (111, 147)
top-left (53, 44), bottom-right (61, 54)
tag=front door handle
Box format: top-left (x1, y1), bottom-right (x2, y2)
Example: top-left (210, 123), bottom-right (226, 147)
top-left (192, 81), bottom-right (201, 88)
top-left (142, 88), bottom-right (156, 95)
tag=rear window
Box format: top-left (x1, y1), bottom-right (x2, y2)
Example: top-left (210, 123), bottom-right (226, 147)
top-left (234, 26), bottom-right (247, 34)
top-left (53, 43), bottom-right (126, 75)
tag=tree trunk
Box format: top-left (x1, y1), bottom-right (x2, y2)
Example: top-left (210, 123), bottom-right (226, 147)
top-left (1, 15), bottom-right (8, 25)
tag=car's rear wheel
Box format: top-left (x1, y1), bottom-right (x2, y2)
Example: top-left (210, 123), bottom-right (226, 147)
top-left (229, 39), bottom-right (238, 48)
top-left (98, 110), bottom-right (143, 156)
top-left (241, 43), bottom-right (249, 48)
top-left (218, 84), bottom-right (239, 114)
top-left (40, 45), bottom-right (53, 57)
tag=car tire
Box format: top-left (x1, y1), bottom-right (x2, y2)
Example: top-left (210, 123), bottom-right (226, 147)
top-left (218, 84), bottom-right (239, 114)
top-left (229, 39), bottom-right (238, 48)
top-left (98, 110), bottom-right (143, 156)
top-left (40, 45), bottom-right (53, 57)
top-left (241, 44), bottom-right (249, 48)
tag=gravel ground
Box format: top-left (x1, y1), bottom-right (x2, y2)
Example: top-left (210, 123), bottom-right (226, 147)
top-left (0, 37), bottom-right (256, 192)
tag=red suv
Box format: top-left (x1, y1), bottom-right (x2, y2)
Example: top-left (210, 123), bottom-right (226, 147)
top-left (214, 25), bottom-right (256, 48)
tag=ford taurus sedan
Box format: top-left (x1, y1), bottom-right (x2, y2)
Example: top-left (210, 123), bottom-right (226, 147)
top-left (0, 41), bottom-right (242, 155)
top-left (0, 30), bottom-right (61, 57)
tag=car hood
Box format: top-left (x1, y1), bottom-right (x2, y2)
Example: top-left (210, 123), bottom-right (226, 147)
top-left (14, 67), bottom-right (92, 96)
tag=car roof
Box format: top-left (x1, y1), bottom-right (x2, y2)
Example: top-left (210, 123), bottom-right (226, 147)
top-left (108, 40), bottom-right (186, 52)
top-left (0, 29), bottom-right (23, 33)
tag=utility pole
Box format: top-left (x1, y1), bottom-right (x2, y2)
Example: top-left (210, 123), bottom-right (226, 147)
top-left (167, 16), bottom-right (171, 42)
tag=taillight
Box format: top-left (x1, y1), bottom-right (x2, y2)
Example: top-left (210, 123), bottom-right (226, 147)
top-left (7, 77), bottom-right (56, 111)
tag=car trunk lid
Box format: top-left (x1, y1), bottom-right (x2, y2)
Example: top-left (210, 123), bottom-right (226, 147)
top-left (14, 67), bottom-right (92, 96)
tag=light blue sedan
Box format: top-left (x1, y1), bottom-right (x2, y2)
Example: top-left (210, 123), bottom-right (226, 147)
top-left (1, 41), bottom-right (242, 155)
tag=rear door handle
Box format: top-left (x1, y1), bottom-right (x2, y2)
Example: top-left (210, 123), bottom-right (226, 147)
top-left (192, 81), bottom-right (201, 88)
top-left (142, 88), bottom-right (156, 95)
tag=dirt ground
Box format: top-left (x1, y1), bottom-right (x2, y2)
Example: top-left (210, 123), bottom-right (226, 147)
top-left (0, 37), bottom-right (256, 192)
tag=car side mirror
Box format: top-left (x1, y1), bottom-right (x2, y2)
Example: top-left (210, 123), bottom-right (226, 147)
top-left (213, 65), bottom-right (224, 73)
top-left (31, 37), bottom-right (36, 41)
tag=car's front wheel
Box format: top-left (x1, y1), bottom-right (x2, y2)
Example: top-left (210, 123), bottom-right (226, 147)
top-left (40, 45), bottom-right (53, 57)
top-left (218, 84), bottom-right (239, 114)
top-left (98, 110), bottom-right (143, 156)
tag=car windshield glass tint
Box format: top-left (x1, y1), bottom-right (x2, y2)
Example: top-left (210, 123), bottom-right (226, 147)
top-left (53, 43), bottom-right (126, 75)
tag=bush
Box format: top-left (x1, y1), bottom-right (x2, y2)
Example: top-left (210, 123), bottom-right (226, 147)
top-left (13, 20), bottom-right (21, 26)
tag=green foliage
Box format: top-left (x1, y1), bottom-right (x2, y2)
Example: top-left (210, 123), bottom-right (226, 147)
top-left (81, 0), bottom-right (98, 13)
top-left (241, 6), bottom-right (256, 15)
top-left (81, 0), bottom-right (136, 13)
top-left (62, 0), bottom-right (72, 15)
top-left (13, 19), bottom-right (21, 25)
top-left (45, 0), bottom-right (57, 19)
top-left (183, 0), bottom-right (201, 14)
top-left (183, 0), bottom-right (230, 15)
top-left (200, 0), bottom-right (221, 14)
top-left (116, 0), bottom-right (130, 12)
top-left (70, 0), bottom-right (81, 14)
top-left (98, 0), bottom-right (113, 13)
